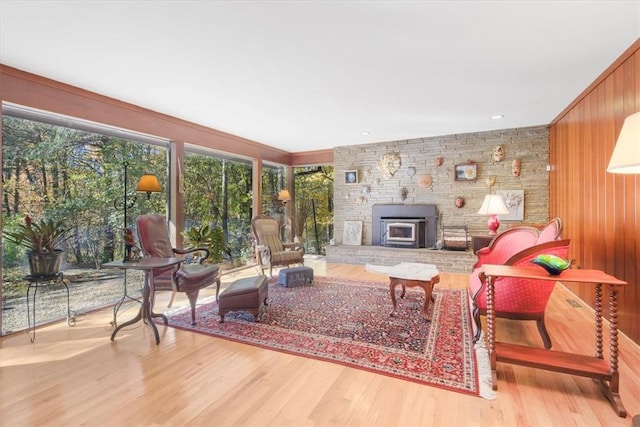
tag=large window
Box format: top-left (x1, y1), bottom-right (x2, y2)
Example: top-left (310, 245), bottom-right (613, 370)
top-left (261, 163), bottom-right (288, 239)
top-left (294, 166), bottom-right (334, 254)
top-left (1, 107), bottom-right (168, 335)
top-left (183, 147), bottom-right (253, 267)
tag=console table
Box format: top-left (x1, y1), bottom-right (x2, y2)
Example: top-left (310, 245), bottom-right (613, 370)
top-left (471, 234), bottom-right (493, 253)
top-left (103, 257), bottom-right (183, 345)
top-left (481, 264), bottom-right (628, 417)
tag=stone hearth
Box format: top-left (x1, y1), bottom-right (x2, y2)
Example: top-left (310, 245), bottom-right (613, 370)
top-left (325, 245), bottom-right (475, 274)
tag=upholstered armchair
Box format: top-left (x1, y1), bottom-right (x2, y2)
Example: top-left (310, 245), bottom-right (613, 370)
top-left (251, 214), bottom-right (304, 276)
top-left (470, 238), bottom-right (571, 349)
top-left (473, 217), bottom-right (563, 270)
top-left (469, 217), bottom-right (565, 349)
top-left (137, 214), bottom-right (221, 325)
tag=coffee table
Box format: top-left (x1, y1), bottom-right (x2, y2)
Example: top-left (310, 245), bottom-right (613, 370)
top-left (388, 262), bottom-right (440, 320)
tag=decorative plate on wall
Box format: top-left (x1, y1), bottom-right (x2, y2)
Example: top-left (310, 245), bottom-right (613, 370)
top-left (405, 166), bottom-right (416, 177)
top-left (417, 174), bottom-right (432, 188)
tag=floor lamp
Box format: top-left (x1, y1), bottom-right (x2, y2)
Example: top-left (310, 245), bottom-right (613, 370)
top-left (111, 161), bottom-right (162, 326)
top-left (278, 189), bottom-right (293, 241)
top-left (606, 111), bottom-right (640, 427)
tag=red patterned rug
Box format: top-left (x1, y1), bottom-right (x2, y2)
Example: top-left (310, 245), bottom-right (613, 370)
top-left (163, 276), bottom-right (490, 397)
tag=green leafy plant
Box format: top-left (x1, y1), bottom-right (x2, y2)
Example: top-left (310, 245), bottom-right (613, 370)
top-left (182, 223), bottom-right (231, 264)
top-left (3, 216), bottom-right (70, 253)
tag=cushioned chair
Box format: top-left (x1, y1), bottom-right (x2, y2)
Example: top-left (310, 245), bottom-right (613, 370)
top-left (251, 214), bottom-right (304, 276)
top-left (469, 217), bottom-right (564, 348)
top-left (137, 214), bottom-right (221, 325)
top-left (470, 238), bottom-right (571, 349)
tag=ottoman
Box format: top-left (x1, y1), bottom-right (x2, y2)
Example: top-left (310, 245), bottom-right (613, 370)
top-left (218, 275), bottom-right (268, 323)
top-left (279, 266), bottom-right (314, 287)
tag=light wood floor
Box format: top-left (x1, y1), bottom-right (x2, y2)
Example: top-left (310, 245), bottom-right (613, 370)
top-left (1, 259), bottom-right (639, 426)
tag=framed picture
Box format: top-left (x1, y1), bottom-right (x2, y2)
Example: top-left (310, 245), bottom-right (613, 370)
top-left (497, 190), bottom-right (525, 220)
top-left (345, 170), bottom-right (358, 184)
top-left (454, 163), bottom-right (477, 181)
top-left (343, 220), bottom-right (363, 245)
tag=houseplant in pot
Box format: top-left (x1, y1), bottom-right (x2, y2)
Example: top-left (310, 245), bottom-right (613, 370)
top-left (3, 215), bottom-right (70, 277)
top-left (182, 223), bottom-right (231, 266)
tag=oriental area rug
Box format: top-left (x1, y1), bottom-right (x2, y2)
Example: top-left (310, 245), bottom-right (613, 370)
top-left (163, 276), bottom-right (494, 398)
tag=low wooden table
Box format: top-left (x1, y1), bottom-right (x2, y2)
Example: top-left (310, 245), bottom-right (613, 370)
top-left (481, 264), bottom-right (628, 417)
top-left (388, 262), bottom-right (440, 320)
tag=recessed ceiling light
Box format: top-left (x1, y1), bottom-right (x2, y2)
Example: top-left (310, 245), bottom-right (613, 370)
top-left (491, 115), bottom-right (504, 120)
top-left (360, 131), bottom-right (370, 135)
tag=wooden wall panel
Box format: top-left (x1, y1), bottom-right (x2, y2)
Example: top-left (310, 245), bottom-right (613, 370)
top-left (0, 65), bottom-right (292, 165)
top-left (550, 39), bottom-right (640, 345)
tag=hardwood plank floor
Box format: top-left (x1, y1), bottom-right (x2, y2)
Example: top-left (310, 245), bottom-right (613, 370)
top-left (1, 258), bottom-right (639, 426)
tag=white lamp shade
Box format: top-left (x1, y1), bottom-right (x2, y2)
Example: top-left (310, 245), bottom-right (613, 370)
top-left (477, 194), bottom-right (510, 215)
top-left (607, 111), bottom-right (640, 174)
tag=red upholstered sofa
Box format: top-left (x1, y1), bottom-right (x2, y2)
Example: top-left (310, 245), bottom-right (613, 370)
top-left (468, 218), bottom-right (566, 349)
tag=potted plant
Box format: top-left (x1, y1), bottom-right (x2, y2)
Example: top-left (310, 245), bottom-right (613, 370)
top-left (3, 215), bottom-right (70, 277)
top-left (182, 223), bottom-right (231, 266)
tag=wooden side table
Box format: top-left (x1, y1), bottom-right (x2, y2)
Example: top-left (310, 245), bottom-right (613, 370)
top-left (481, 264), bottom-right (628, 417)
top-left (388, 262), bottom-right (440, 320)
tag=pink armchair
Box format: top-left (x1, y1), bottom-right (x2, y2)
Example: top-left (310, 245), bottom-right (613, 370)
top-left (137, 214), bottom-right (221, 325)
top-left (469, 217), bottom-right (565, 349)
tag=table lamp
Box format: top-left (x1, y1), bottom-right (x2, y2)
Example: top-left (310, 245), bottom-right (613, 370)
top-left (477, 194), bottom-right (510, 235)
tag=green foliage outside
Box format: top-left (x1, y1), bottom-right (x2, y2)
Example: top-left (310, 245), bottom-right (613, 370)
top-left (183, 153), bottom-right (253, 266)
top-left (1, 116), bottom-right (335, 282)
top-left (2, 115), bottom-right (167, 270)
top-left (182, 223), bottom-right (231, 264)
top-left (294, 166), bottom-right (334, 254)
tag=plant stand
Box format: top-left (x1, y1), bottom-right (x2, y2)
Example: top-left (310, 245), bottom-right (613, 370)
top-left (24, 272), bottom-right (75, 343)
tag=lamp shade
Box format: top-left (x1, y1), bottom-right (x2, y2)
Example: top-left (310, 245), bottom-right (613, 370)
top-left (477, 194), bottom-right (510, 215)
top-left (607, 111), bottom-right (640, 174)
top-left (278, 189), bottom-right (292, 201)
top-left (136, 174), bottom-right (162, 194)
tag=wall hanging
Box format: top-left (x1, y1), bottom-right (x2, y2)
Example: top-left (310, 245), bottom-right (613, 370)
top-left (512, 159), bottom-right (521, 177)
top-left (493, 145), bottom-right (505, 162)
top-left (378, 152), bottom-right (401, 179)
top-left (496, 189), bottom-right (524, 220)
top-left (454, 162), bottom-right (477, 181)
top-left (417, 174), bottom-right (432, 188)
top-left (343, 221), bottom-right (363, 246)
top-left (345, 170), bottom-right (358, 184)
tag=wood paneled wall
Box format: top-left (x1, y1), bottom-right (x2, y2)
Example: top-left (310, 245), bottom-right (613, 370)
top-left (550, 39), bottom-right (640, 345)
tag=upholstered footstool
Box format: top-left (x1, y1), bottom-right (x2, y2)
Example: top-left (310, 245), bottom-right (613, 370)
top-left (279, 266), bottom-right (314, 287)
top-left (218, 275), bottom-right (268, 323)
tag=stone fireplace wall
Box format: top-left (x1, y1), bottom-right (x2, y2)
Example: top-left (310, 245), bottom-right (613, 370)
top-left (332, 125), bottom-right (549, 245)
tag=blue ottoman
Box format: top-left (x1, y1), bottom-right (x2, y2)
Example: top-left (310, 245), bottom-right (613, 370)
top-left (279, 266), bottom-right (313, 287)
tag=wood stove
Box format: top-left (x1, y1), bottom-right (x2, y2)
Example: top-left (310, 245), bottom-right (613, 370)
top-left (381, 219), bottom-right (426, 248)
top-left (372, 204), bottom-right (438, 249)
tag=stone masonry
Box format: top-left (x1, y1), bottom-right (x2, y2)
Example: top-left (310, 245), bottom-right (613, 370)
top-left (329, 125), bottom-right (550, 271)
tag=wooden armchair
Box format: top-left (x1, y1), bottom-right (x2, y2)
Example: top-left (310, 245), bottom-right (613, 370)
top-left (251, 214), bottom-right (304, 276)
top-left (136, 214), bottom-right (221, 325)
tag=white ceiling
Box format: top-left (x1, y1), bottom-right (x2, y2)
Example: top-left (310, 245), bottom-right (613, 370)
top-left (1, 1), bottom-right (639, 153)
